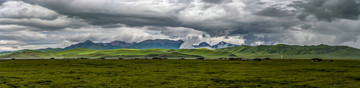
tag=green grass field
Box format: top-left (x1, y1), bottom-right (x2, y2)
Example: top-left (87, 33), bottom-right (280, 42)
top-left (0, 59), bottom-right (359, 87)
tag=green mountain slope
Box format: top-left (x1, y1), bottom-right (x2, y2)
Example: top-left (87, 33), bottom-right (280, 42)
top-left (217, 44), bottom-right (360, 59)
top-left (1, 44), bottom-right (360, 59)
top-left (0, 51), bottom-right (13, 56)
top-left (1, 48), bottom-right (217, 59)
top-left (170, 48), bottom-right (237, 58)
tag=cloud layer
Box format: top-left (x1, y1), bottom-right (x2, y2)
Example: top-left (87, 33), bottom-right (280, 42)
top-left (0, 0), bottom-right (360, 51)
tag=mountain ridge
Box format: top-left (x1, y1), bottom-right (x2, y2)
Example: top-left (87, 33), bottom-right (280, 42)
top-left (64, 39), bottom-right (184, 50)
top-left (2, 44), bottom-right (360, 59)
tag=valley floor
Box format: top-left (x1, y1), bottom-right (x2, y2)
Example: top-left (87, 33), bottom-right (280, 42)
top-left (0, 59), bottom-right (359, 87)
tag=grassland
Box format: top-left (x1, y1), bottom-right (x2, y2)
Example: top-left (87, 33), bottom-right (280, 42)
top-left (0, 59), bottom-right (359, 87)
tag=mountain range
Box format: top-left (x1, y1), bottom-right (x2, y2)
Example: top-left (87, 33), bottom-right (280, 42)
top-left (1, 39), bottom-right (360, 59)
top-left (64, 39), bottom-right (185, 50)
top-left (63, 39), bottom-right (239, 50)
top-left (2, 44), bottom-right (360, 59)
top-left (0, 39), bottom-right (240, 56)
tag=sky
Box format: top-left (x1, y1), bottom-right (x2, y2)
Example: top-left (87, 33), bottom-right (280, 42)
top-left (0, 0), bottom-right (360, 51)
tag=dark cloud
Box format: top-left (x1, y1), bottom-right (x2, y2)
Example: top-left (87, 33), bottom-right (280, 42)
top-left (293, 0), bottom-right (360, 21)
top-left (62, 12), bottom-right (181, 28)
top-left (255, 7), bottom-right (294, 17)
top-left (0, 1), bottom-right (88, 30)
top-left (1, 0), bottom-right (360, 51)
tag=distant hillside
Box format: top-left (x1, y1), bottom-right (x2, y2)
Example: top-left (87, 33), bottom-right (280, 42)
top-left (0, 40), bottom-right (238, 56)
top-left (64, 39), bottom-right (184, 50)
top-left (0, 51), bottom-right (14, 56)
top-left (170, 48), bottom-right (237, 58)
top-left (217, 44), bottom-right (360, 59)
top-left (1, 48), bottom-right (221, 59)
top-left (1, 44), bottom-right (360, 59)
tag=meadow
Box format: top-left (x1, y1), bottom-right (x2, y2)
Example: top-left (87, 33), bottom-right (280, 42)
top-left (0, 59), bottom-right (359, 87)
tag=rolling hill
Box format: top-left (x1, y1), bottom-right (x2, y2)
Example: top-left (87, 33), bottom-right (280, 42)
top-left (1, 44), bottom-right (360, 59)
top-left (0, 39), bottom-right (240, 57)
top-left (217, 44), bottom-right (360, 59)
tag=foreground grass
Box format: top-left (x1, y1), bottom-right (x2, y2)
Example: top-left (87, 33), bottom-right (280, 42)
top-left (0, 59), bottom-right (359, 87)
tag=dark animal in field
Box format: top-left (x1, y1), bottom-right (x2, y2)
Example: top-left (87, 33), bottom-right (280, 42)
top-left (180, 58), bottom-right (185, 60)
top-left (253, 58), bottom-right (262, 61)
top-left (11, 58), bottom-right (15, 60)
top-left (219, 58), bottom-right (227, 60)
top-left (264, 58), bottom-right (271, 60)
top-left (51, 57), bottom-right (55, 59)
top-left (311, 58), bottom-right (322, 62)
top-left (79, 58), bottom-right (88, 59)
top-left (196, 57), bottom-right (205, 60)
top-left (228, 58), bottom-right (237, 60)
top-left (330, 60), bottom-right (333, 62)
top-left (118, 58), bottom-right (123, 60)
top-left (229, 58), bottom-right (244, 60)
top-left (100, 57), bottom-right (105, 60)
top-left (152, 57), bottom-right (167, 60)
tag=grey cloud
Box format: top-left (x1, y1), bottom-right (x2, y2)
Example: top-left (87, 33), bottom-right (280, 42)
top-left (62, 12), bottom-right (181, 28)
top-left (293, 0), bottom-right (360, 21)
top-left (0, 1), bottom-right (59, 20)
top-left (201, 0), bottom-right (233, 4)
top-left (0, 1), bottom-right (88, 30)
top-left (18, 0), bottom-right (296, 36)
top-left (1, 0), bottom-right (360, 51)
top-left (255, 7), bottom-right (294, 17)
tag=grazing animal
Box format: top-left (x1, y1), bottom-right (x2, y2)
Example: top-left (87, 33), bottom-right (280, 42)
top-left (152, 57), bottom-right (167, 60)
top-left (100, 57), bottom-right (105, 60)
top-left (11, 58), bottom-right (15, 60)
top-left (79, 58), bottom-right (88, 59)
top-left (229, 58), bottom-right (242, 60)
top-left (152, 57), bottom-right (160, 60)
top-left (50, 57), bottom-right (55, 59)
top-left (253, 58), bottom-right (262, 61)
top-left (264, 58), bottom-right (271, 60)
top-left (330, 60), bottom-right (333, 62)
top-left (118, 58), bottom-right (123, 60)
top-left (311, 58), bottom-right (323, 62)
top-left (228, 58), bottom-right (237, 60)
top-left (196, 57), bottom-right (205, 60)
top-left (181, 58), bottom-right (185, 60)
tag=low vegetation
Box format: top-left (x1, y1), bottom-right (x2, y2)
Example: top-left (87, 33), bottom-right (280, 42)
top-left (0, 59), bottom-right (359, 87)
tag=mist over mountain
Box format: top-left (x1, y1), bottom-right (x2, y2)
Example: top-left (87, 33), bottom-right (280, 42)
top-left (193, 41), bottom-right (240, 49)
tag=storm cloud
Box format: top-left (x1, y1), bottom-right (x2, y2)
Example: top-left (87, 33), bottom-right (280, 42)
top-left (0, 0), bottom-right (360, 51)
